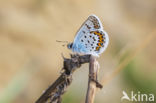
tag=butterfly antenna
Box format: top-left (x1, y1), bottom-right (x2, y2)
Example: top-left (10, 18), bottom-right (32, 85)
top-left (56, 40), bottom-right (69, 47)
top-left (62, 44), bottom-right (66, 47)
top-left (56, 40), bottom-right (69, 43)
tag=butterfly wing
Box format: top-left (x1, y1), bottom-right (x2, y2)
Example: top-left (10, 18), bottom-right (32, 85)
top-left (72, 15), bottom-right (109, 56)
top-left (74, 14), bottom-right (103, 42)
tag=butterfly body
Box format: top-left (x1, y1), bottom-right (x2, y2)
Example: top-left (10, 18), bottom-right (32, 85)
top-left (68, 14), bottom-right (109, 57)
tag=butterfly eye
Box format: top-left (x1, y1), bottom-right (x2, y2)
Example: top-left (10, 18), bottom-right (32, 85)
top-left (67, 43), bottom-right (73, 49)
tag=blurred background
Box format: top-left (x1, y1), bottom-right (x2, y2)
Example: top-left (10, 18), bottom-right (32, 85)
top-left (0, 0), bottom-right (156, 103)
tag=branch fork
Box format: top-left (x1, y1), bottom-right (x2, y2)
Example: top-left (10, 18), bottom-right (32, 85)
top-left (35, 54), bottom-right (102, 103)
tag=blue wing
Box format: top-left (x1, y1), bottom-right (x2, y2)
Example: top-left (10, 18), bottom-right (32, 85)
top-left (71, 15), bottom-right (109, 56)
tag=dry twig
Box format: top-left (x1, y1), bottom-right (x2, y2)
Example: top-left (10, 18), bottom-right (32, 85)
top-left (85, 55), bottom-right (102, 103)
top-left (35, 54), bottom-right (90, 103)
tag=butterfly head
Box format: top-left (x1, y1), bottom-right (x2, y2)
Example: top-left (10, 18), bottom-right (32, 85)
top-left (67, 43), bottom-right (73, 49)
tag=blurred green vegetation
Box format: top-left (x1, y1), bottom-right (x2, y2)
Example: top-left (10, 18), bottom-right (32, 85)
top-left (123, 59), bottom-right (156, 94)
top-left (62, 91), bottom-right (81, 103)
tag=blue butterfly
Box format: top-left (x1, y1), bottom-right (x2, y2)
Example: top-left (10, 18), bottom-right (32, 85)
top-left (68, 14), bottom-right (109, 57)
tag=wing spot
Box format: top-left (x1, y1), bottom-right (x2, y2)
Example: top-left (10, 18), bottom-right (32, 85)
top-left (93, 37), bottom-right (96, 41)
top-left (98, 39), bottom-right (104, 42)
top-left (84, 35), bottom-right (87, 38)
top-left (97, 43), bottom-right (101, 46)
top-left (95, 47), bottom-right (100, 51)
top-left (81, 40), bottom-right (83, 42)
top-left (97, 42), bottom-right (104, 47)
top-left (88, 40), bottom-right (90, 43)
top-left (85, 24), bottom-right (91, 29)
top-left (94, 25), bottom-right (99, 29)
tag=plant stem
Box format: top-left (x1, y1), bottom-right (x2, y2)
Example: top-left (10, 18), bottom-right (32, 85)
top-left (85, 55), bottom-right (99, 103)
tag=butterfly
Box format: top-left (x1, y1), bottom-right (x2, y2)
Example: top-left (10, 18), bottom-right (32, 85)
top-left (67, 14), bottom-right (109, 57)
